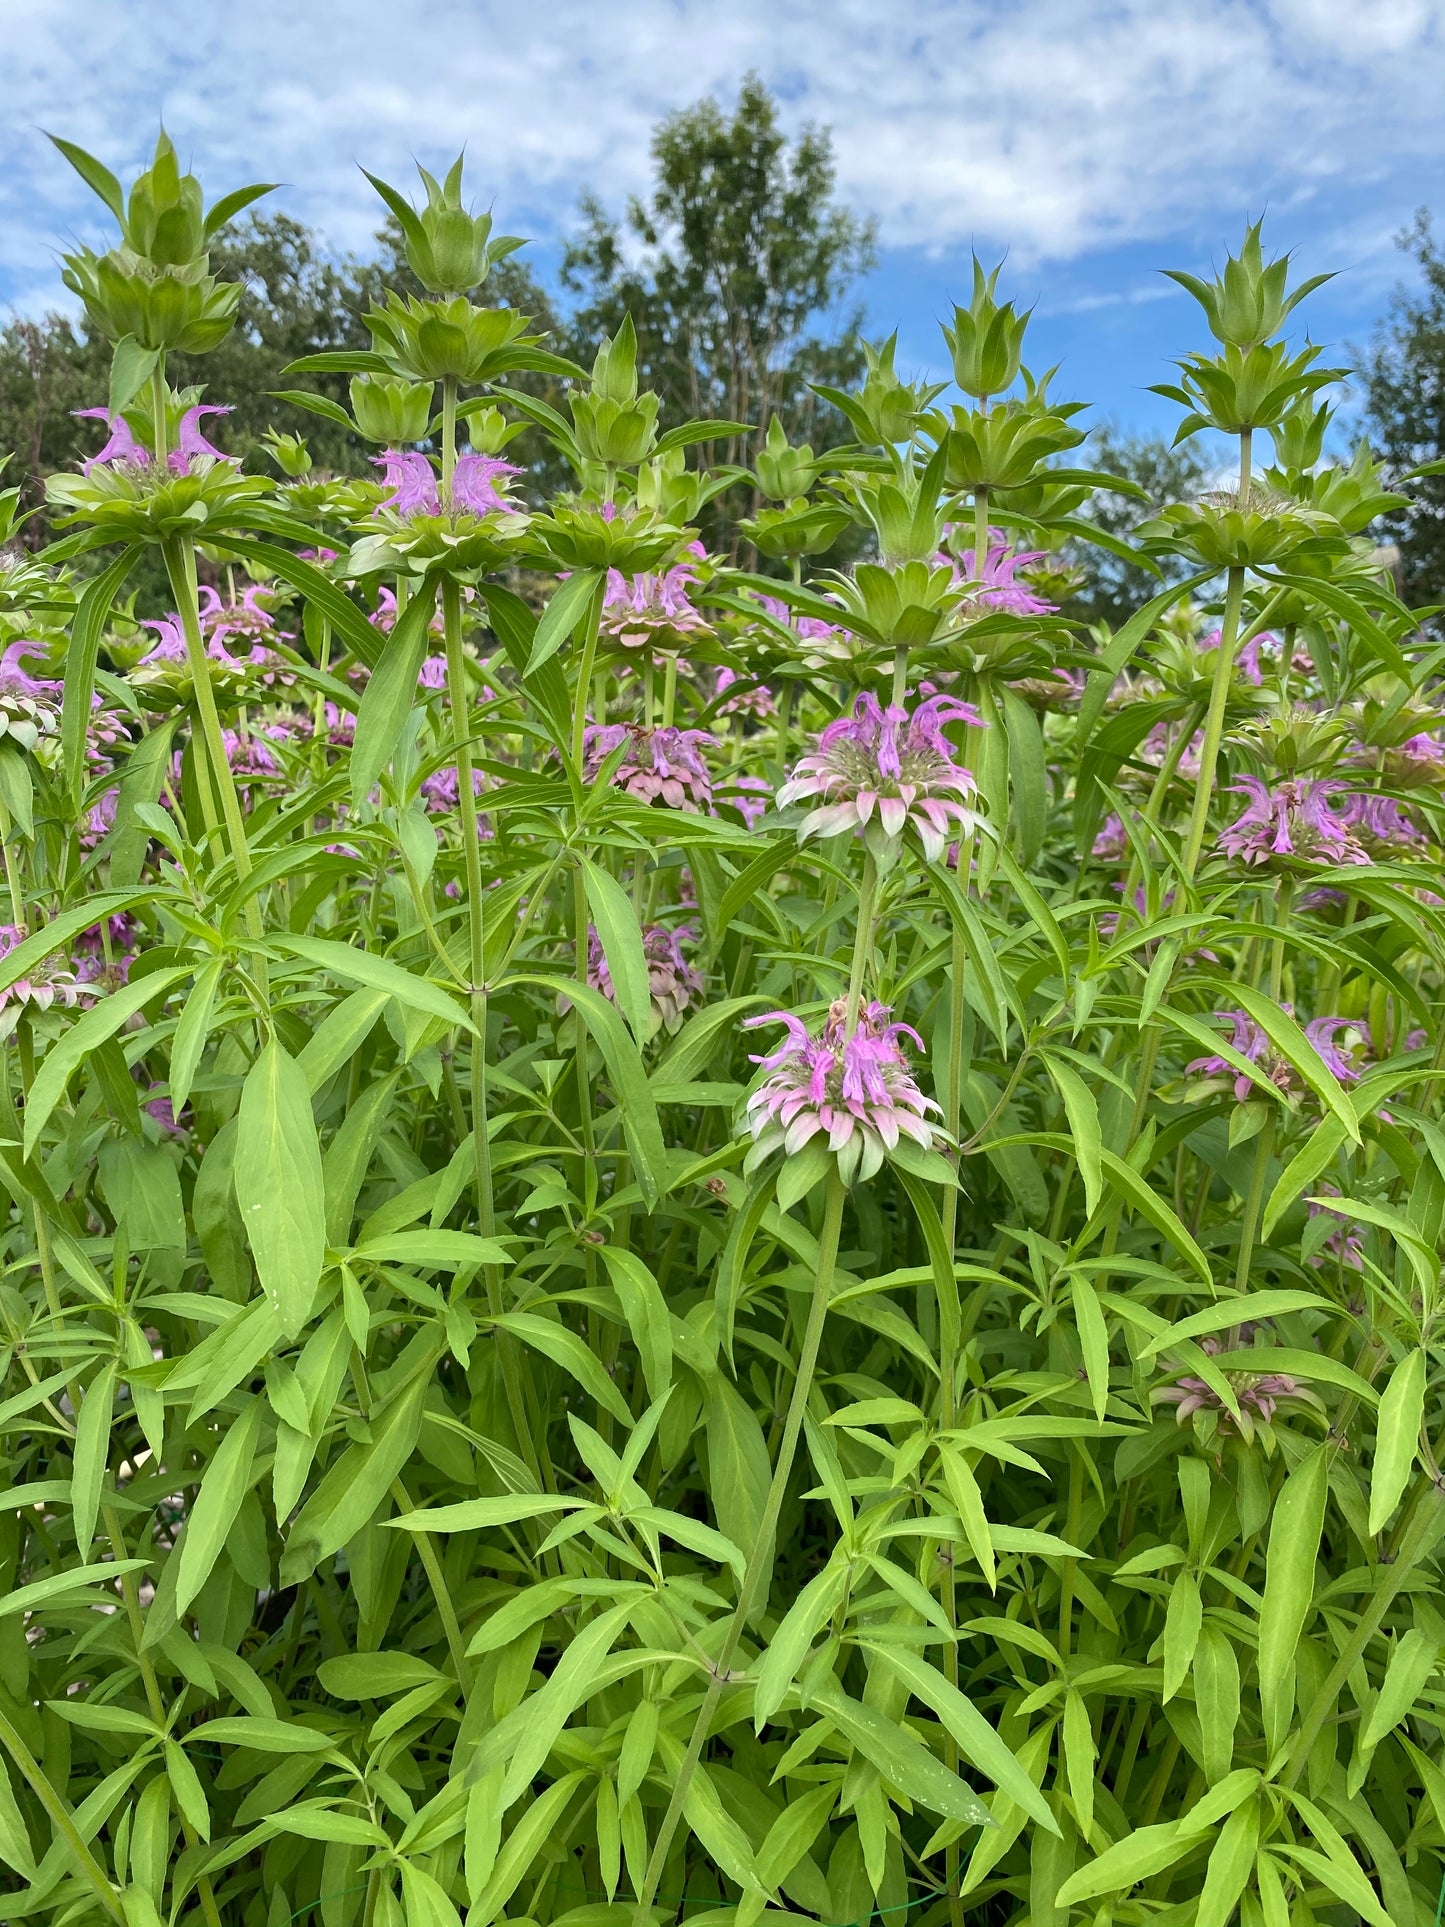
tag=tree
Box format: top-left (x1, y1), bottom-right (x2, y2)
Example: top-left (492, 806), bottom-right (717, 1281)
top-left (1361, 209), bottom-right (1445, 606)
top-left (560, 74), bottom-right (877, 477)
top-left (1066, 427), bottom-right (1215, 628)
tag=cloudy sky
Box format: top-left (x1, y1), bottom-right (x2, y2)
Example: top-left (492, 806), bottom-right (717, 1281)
top-left (5, 0), bottom-right (1444, 433)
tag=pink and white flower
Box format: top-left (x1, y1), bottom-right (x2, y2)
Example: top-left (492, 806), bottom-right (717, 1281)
top-left (742, 1000), bottom-right (943, 1185)
top-left (1218, 775), bottom-right (1368, 868)
top-left (582, 723), bottom-right (716, 812)
top-left (777, 691), bottom-right (983, 865)
top-left (587, 923), bottom-right (704, 1038)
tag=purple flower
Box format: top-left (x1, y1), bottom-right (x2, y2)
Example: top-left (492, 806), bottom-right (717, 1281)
top-left (1186, 1007), bottom-right (1362, 1103)
top-left (170, 404), bottom-right (233, 473)
top-left (1307, 1188), bottom-right (1364, 1270)
top-left (755, 593), bottom-right (846, 657)
top-left (81, 786), bottom-right (119, 850)
top-left (419, 764), bottom-right (493, 837)
top-left (742, 1000), bottom-right (943, 1185)
top-left (1218, 775), bottom-right (1368, 868)
top-left (1200, 627), bottom-right (1276, 686)
top-left (222, 729), bottom-right (282, 786)
top-left (586, 923), bottom-right (704, 1038)
top-left (582, 722), bottom-right (716, 812)
top-left (451, 453), bottom-right (520, 516)
top-left (418, 656), bottom-right (449, 691)
top-left (777, 691), bottom-right (983, 865)
top-left (73, 408), bottom-right (150, 473)
top-left (722, 774), bottom-right (772, 828)
top-left (1343, 792), bottom-right (1423, 848)
top-left (716, 666), bottom-right (775, 719)
top-left (73, 914), bottom-right (139, 960)
top-left (600, 548), bottom-right (708, 650)
top-left (940, 529), bottom-right (1056, 617)
top-left (0, 642), bottom-right (62, 751)
top-left (1139, 723), bottom-right (1203, 782)
top-left (143, 1087), bottom-right (187, 1139)
top-left (139, 616), bottom-right (245, 676)
top-left (1092, 812), bottom-right (1128, 861)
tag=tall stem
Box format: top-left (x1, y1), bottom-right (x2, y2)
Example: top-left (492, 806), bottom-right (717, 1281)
top-left (1181, 562), bottom-right (1245, 880)
top-left (844, 856), bottom-right (879, 1032)
top-left (1233, 1111), bottom-right (1275, 1295)
top-left (149, 359), bottom-right (169, 469)
top-left (441, 375), bottom-right (458, 496)
top-left (629, 1171), bottom-right (847, 1927)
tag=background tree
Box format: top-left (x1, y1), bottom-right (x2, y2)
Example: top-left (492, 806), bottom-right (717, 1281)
top-left (1361, 209), bottom-right (1445, 606)
top-left (561, 75), bottom-right (877, 474)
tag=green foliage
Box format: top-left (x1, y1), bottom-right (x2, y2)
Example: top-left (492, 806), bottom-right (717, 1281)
top-left (0, 136), bottom-right (1439, 1927)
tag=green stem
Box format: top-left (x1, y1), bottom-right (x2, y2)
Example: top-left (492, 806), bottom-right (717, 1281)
top-left (1233, 1110), bottom-right (1275, 1295)
top-left (390, 1479), bottom-right (474, 1698)
top-left (0, 1707), bottom-right (125, 1922)
top-left (1181, 562), bottom-right (1245, 880)
top-left (571, 582), bottom-right (605, 774)
top-left (844, 855), bottom-right (879, 1033)
top-left (441, 375), bottom-right (458, 496)
top-left (150, 360), bottom-right (169, 469)
top-left (629, 1170), bottom-right (847, 1927)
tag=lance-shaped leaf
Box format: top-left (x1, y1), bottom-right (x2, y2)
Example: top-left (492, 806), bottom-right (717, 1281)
top-left (349, 573), bottom-right (439, 802)
top-left (234, 1041), bottom-right (326, 1339)
top-left (578, 854), bottom-right (651, 1040)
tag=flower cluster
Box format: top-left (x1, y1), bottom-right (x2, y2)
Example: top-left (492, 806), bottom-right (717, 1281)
top-left (941, 530), bottom-right (1057, 618)
top-left (0, 642), bottom-right (63, 750)
top-left (778, 691), bottom-right (983, 865)
top-left (1186, 1008), bottom-right (1361, 1103)
top-left (587, 923), bottom-right (703, 1038)
top-left (600, 549), bottom-right (709, 651)
top-left (581, 723), bottom-right (716, 811)
top-left (1154, 1327), bottom-right (1314, 1444)
top-left (75, 403), bottom-right (232, 476)
top-left (373, 450), bottom-right (519, 518)
top-left (0, 924), bottom-right (88, 1019)
top-left (742, 1000), bottom-right (943, 1184)
top-left (1217, 775), bottom-right (1368, 868)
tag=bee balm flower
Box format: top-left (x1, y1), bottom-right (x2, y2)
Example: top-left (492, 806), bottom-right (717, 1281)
top-left (1217, 776), bottom-right (1367, 868)
top-left (777, 691), bottom-right (983, 865)
top-left (742, 1000), bottom-right (943, 1185)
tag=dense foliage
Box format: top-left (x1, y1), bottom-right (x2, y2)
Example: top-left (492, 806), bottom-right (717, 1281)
top-left (0, 136), bottom-right (1442, 1927)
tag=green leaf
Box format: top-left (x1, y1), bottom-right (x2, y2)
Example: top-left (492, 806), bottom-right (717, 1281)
top-left (350, 574), bottom-right (439, 801)
top-left (388, 1493), bottom-right (583, 1533)
top-left (598, 1247), bottom-right (672, 1398)
top-left (175, 1399), bottom-right (264, 1613)
top-left (315, 1653), bottom-right (443, 1699)
top-left (0, 1559), bottom-right (149, 1619)
top-left (24, 966), bottom-right (190, 1154)
top-left (1369, 1350), bottom-right (1425, 1536)
top-left (214, 536), bottom-right (382, 667)
top-left (269, 388), bottom-right (354, 429)
top-left (169, 957), bottom-right (223, 1113)
top-left (1258, 1444), bottom-right (1328, 1751)
top-left (353, 1229), bottom-right (511, 1269)
top-left (811, 1679), bottom-right (992, 1826)
top-left (280, 934), bottom-right (472, 1032)
top-left (1042, 1053), bottom-right (1102, 1217)
top-left (578, 854), bottom-right (651, 1040)
top-left (234, 1041), bottom-right (326, 1339)
top-left (1231, 985), bottom-right (1362, 1145)
top-left (62, 547), bottom-right (140, 800)
top-left (1096, 1147), bottom-right (1213, 1285)
top-left (71, 1362), bottom-right (116, 1563)
top-left (861, 1643), bottom-right (1058, 1832)
top-left (1055, 1822), bottom-right (1192, 1905)
top-left (187, 1717), bottom-right (333, 1754)
top-left (47, 133), bottom-right (125, 219)
top-left (527, 569), bottom-right (599, 674)
top-left (0, 1756), bottom-right (37, 1881)
top-left (490, 1312), bottom-right (631, 1425)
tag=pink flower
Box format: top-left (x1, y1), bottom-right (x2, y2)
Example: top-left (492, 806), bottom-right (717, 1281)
top-left (0, 925), bottom-right (87, 1013)
top-left (742, 1000), bottom-right (943, 1185)
top-left (940, 529), bottom-right (1056, 617)
top-left (73, 408), bottom-right (149, 473)
top-left (721, 774), bottom-right (772, 828)
top-left (419, 765), bottom-right (493, 837)
top-left (1200, 627), bottom-right (1276, 685)
top-left (170, 403), bottom-right (233, 473)
top-left (451, 453), bottom-right (521, 516)
top-left (582, 723), bottom-right (716, 812)
top-left (600, 548), bottom-right (709, 650)
top-left (1307, 1187), bottom-right (1364, 1270)
top-left (755, 594), bottom-right (846, 657)
top-left (716, 666), bottom-right (775, 719)
top-left (1154, 1328), bottom-right (1309, 1441)
top-left (586, 923), bottom-right (704, 1037)
top-left (1343, 792), bottom-right (1423, 848)
top-left (1218, 776), bottom-right (1368, 868)
top-left (373, 449), bottom-right (438, 515)
top-left (372, 450), bottom-right (518, 518)
top-left (1092, 812), bottom-right (1128, 861)
top-left (1186, 1007), bottom-right (1362, 1103)
top-left (777, 691), bottom-right (983, 865)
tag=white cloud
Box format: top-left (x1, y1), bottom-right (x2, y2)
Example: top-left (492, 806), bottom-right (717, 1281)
top-left (2, 0), bottom-right (1442, 305)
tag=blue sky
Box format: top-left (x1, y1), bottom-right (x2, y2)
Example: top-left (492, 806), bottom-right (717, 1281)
top-left (6, 0), bottom-right (1444, 440)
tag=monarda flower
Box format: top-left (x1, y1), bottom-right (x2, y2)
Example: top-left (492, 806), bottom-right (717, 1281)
top-left (0, 925), bottom-right (87, 1015)
top-left (1342, 792), bottom-right (1424, 850)
top-left (1217, 775), bottom-right (1367, 868)
top-left (600, 548), bottom-right (709, 652)
top-left (0, 643), bottom-right (62, 750)
top-left (419, 765), bottom-right (493, 837)
top-left (1199, 626), bottom-right (1277, 685)
top-left (372, 450), bottom-right (519, 518)
top-left (74, 407), bottom-right (149, 474)
top-left (1306, 1188), bottom-right (1364, 1270)
top-left (1153, 1327), bottom-right (1316, 1444)
top-left (1092, 813), bottom-right (1129, 861)
top-left (587, 923), bottom-right (703, 1039)
top-left (1186, 1008), bottom-right (1362, 1104)
top-left (715, 667), bottom-right (775, 720)
top-left (777, 691), bottom-right (983, 866)
top-left (742, 1000), bottom-right (943, 1185)
top-left (940, 530), bottom-right (1057, 618)
top-left (582, 723), bottom-right (715, 812)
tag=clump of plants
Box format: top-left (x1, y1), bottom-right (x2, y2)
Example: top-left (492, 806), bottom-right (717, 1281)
top-left (0, 137), bottom-right (1442, 1927)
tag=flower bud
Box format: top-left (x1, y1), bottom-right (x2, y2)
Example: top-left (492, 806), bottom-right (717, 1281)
top-left (262, 430), bottom-right (313, 478)
top-left (1164, 221), bottom-right (1332, 352)
top-left (349, 374), bottom-right (434, 445)
top-left (124, 133), bottom-right (205, 266)
top-left (755, 416), bottom-right (815, 501)
top-left (366, 156), bottom-right (525, 297)
top-left (943, 259), bottom-right (1031, 400)
top-left (571, 320), bottom-right (659, 465)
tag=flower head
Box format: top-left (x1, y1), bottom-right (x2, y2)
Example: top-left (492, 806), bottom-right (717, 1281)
top-left (715, 666), bottom-right (775, 719)
top-left (1343, 791), bottom-right (1424, 849)
top-left (1186, 1007), bottom-right (1362, 1104)
top-left (372, 449), bottom-right (519, 520)
top-left (0, 924), bottom-right (87, 1014)
top-left (170, 404), bottom-right (233, 473)
top-left (582, 722), bottom-right (716, 812)
top-left (1200, 626), bottom-right (1276, 686)
top-left (1154, 1328), bottom-right (1314, 1443)
top-left (587, 923), bottom-right (704, 1038)
top-left (777, 691), bottom-right (983, 865)
top-left (73, 408), bottom-right (149, 474)
top-left (0, 642), bottom-right (62, 751)
top-left (451, 453), bottom-right (521, 516)
top-left (1307, 1187), bottom-right (1364, 1270)
top-left (1218, 775), bottom-right (1367, 868)
top-left (1092, 812), bottom-right (1128, 861)
top-left (600, 548), bottom-right (709, 651)
top-left (941, 529), bottom-right (1057, 617)
top-left (373, 449), bottom-right (438, 516)
top-left (742, 1000), bottom-right (943, 1185)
